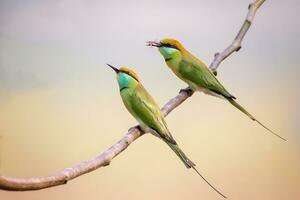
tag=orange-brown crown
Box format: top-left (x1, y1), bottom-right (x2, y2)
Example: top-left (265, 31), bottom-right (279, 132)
top-left (119, 67), bottom-right (140, 81)
top-left (160, 38), bottom-right (185, 51)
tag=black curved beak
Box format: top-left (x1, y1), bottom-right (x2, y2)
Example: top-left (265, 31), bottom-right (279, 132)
top-left (146, 41), bottom-right (162, 48)
top-left (107, 64), bottom-right (119, 73)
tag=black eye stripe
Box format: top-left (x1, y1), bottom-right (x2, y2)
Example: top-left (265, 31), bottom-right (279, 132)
top-left (120, 70), bottom-right (139, 82)
top-left (161, 43), bottom-right (180, 51)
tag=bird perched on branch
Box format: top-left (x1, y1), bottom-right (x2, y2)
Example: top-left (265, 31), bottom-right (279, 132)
top-left (107, 64), bottom-right (226, 198)
top-left (147, 38), bottom-right (286, 141)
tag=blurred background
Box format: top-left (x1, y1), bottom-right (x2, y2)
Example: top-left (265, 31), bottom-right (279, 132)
top-left (0, 0), bottom-right (299, 199)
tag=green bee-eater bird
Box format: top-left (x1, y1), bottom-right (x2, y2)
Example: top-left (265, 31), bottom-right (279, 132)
top-left (107, 64), bottom-right (226, 198)
top-left (147, 38), bottom-right (286, 141)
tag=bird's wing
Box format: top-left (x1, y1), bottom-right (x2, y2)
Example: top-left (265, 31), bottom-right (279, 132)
top-left (179, 57), bottom-right (235, 99)
top-left (129, 84), bottom-right (176, 144)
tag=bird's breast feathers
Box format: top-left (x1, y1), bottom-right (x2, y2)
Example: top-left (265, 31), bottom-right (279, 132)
top-left (120, 85), bottom-right (173, 140)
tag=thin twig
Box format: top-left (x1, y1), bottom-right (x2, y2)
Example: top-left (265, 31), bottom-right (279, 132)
top-left (0, 0), bottom-right (266, 191)
top-left (210, 0), bottom-right (266, 75)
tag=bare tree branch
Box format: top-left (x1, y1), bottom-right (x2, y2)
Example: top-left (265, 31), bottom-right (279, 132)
top-left (0, 90), bottom-right (193, 191)
top-left (210, 0), bottom-right (266, 75)
top-left (0, 0), bottom-right (266, 191)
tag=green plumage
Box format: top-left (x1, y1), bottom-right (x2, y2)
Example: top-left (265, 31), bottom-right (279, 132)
top-left (114, 66), bottom-right (195, 168)
top-left (151, 38), bottom-right (286, 141)
top-left (120, 83), bottom-right (196, 168)
top-left (121, 84), bottom-right (176, 145)
top-left (108, 65), bottom-right (226, 198)
top-left (178, 58), bottom-right (234, 99)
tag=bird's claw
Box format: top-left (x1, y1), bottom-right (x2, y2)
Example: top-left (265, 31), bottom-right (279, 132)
top-left (179, 87), bottom-right (194, 96)
top-left (128, 125), bottom-right (142, 132)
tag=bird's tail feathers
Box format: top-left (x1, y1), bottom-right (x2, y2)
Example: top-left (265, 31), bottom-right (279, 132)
top-left (166, 142), bottom-right (227, 198)
top-left (227, 98), bottom-right (286, 141)
top-left (190, 165), bottom-right (227, 198)
top-left (166, 141), bottom-right (195, 168)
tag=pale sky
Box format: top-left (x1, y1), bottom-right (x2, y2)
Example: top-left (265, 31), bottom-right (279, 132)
top-left (0, 0), bottom-right (299, 91)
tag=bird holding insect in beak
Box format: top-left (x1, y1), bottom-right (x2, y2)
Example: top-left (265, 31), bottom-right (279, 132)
top-left (107, 64), bottom-right (227, 198)
top-left (147, 38), bottom-right (286, 141)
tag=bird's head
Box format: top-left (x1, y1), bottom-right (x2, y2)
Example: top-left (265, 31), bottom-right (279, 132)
top-left (107, 64), bottom-right (140, 89)
top-left (147, 38), bottom-right (185, 61)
